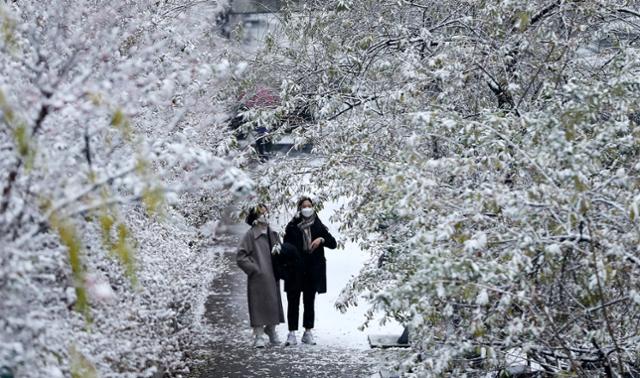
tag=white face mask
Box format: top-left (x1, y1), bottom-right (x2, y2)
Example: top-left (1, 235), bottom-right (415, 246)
top-left (300, 208), bottom-right (314, 218)
top-left (256, 214), bottom-right (269, 224)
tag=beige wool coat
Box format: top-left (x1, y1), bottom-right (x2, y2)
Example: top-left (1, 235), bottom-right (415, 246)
top-left (236, 225), bottom-right (285, 327)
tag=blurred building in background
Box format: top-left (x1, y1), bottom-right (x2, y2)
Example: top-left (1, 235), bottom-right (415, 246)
top-left (218, 0), bottom-right (299, 48)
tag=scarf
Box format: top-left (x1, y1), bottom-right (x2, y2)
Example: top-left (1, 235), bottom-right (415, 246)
top-left (297, 214), bottom-right (316, 253)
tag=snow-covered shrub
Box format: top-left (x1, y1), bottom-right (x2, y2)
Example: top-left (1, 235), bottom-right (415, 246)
top-left (1, 0), bottom-right (253, 376)
top-left (249, 1), bottom-right (640, 376)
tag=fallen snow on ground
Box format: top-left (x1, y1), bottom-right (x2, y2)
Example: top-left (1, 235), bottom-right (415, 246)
top-left (190, 232), bottom-right (409, 378)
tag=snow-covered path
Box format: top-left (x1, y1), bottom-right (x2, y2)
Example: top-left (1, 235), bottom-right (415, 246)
top-left (188, 236), bottom-right (403, 378)
top-left (307, 202), bottom-right (405, 349)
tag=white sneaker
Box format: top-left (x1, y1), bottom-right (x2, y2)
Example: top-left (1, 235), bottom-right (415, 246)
top-left (301, 330), bottom-right (316, 345)
top-left (264, 325), bottom-right (281, 345)
top-left (253, 335), bottom-right (267, 348)
top-left (285, 332), bottom-right (297, 346)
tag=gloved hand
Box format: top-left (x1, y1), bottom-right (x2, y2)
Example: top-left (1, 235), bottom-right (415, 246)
top-left (271, 243), bottom-right (281, 255)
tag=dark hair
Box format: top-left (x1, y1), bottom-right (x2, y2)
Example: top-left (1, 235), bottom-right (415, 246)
top-left (245, 204), bottom-right (267, 225)
top-left (296, 196), bottom-right (313, 210)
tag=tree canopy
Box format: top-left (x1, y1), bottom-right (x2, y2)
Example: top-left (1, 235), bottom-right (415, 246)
top-left (1, 1), bottom-right (252, 376)
top-left (252, 0), bottom-right (640, 375)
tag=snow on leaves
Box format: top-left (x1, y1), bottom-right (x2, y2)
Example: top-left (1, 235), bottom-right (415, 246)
top-left (246, 0), bottom-right (640, 376)
top-left (1, 0), bottom-right (252, 376)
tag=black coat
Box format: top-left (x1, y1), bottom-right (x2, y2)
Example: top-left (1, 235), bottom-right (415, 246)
top-left (282, 216), bottom-right (337, 294)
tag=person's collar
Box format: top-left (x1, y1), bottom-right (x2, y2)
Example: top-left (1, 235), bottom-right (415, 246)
top-left (251, 225), bottom-right (268, 239)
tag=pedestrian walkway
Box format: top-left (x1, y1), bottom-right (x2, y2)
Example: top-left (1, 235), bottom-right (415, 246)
top-left (188, 236), bottom-right (402, 378)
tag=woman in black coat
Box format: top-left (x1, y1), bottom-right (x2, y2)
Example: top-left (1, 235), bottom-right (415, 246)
top-left (282, 196), bottom-right (337, 346)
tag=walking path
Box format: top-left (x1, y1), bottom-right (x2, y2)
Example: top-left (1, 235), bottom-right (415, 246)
top-left (188, 236), bottom-right (405, 378)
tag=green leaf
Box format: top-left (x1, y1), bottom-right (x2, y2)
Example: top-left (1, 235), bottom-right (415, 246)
top-left (88, 92), bottom-right (103, 106)
top-left (69, 345), bottom-right (98, 378)
top-left (51, 216), bottom-right (91, 322)
top-left (142, 186), bottom-right (165, 216)
top-left (453, 232), bottom-right (470, 244)
top-left (357, 35), bottom-right (373, 50)
top-left (110, 109), bottom-right (124, 127)
top-left (265, 34), bottom-right (275, 52)
top-left (99, 211), bottom-right (115, 248)
top-left (114, 223), bottom-right (138, 286)
top-left (579, 198), bottom-right (589, 215)
top-left (573, 175), bottom-right (588, 192)
top-left (1, 9), bottom-right (18, 52)
top-left (135, 157), bottom-right (148, 176)
top-left (472, 324), bottom-right (486, 338)
top-left (13, 122), bottom-right (30, 157)
top-left (110, 108), bottom-right (132, 140)
top-left (517, 11), bottom-right (530, 32)
top-left (0, 89), bottom-right (15, 124)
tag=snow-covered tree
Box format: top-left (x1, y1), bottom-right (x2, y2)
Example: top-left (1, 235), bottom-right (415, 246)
top-left (1, 1), bottom-right (254, 376)
top-left (250, 1), bottom-right (640, 376)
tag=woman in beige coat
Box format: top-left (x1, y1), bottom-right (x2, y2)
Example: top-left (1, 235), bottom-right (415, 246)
top-left (236, 204), bottom-right (285, 347)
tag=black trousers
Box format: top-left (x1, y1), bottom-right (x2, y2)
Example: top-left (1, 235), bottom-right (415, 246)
top-left (286, 288), bottom-right (317, 331)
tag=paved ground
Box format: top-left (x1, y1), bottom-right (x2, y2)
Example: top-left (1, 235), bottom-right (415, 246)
top-left (188, 237), bottom-right (405, 378)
